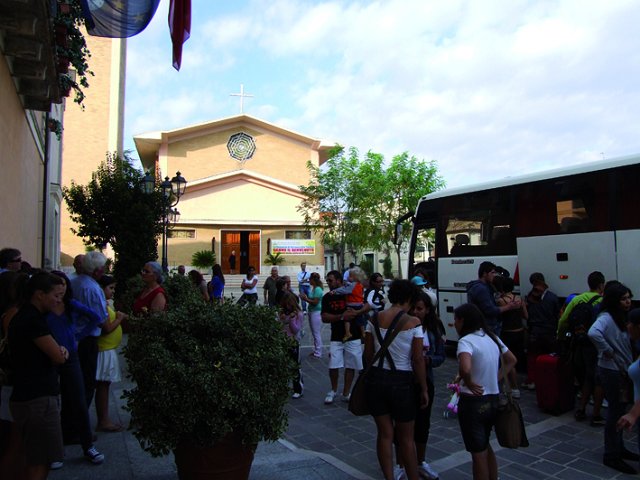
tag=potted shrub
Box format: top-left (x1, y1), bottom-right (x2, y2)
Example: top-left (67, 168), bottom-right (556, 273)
top-left (191, 249), bottom-right (216, 272)
top-left (123, 275), bottom-right (296, 479)
top-left (264, 252), bottom-right (285, 266)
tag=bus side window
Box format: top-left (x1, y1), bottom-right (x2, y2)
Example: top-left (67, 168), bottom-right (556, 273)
top-left (450, 234), bottom-right (469, 255)
top-left (490, 226), bottom-right (515, 255)
top-left (559, 216), bottom-right (585, 233)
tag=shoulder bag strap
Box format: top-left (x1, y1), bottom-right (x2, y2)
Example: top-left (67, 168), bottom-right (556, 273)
top-left (489, 334), bottom-right (512, 397)
top-left (366, 310), bottom-right (409, 374)
top-left (374, 311), bottom-right (404, 370)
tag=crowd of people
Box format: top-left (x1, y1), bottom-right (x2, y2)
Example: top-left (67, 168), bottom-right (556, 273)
top-left (319, 269), bottom-right (444, 480)
top-left (4, 245), bottom-right (640, 480)
top-left (0, 248), bottom-right (169, 479)
top-left (464, 260), bottom-right (640, 477)
top-left (323, 261), bottom-right (640, 480)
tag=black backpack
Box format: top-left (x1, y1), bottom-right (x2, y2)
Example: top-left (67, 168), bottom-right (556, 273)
top-left (567, 295), bottom-right (601, 345)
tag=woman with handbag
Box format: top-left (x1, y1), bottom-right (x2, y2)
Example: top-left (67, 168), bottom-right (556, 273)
top-left (363, 279), bottom-right (429, 480)
top-left (454, 303), bottom-right (517, 480)
top-left (587, 282), bottom-right (636, 475)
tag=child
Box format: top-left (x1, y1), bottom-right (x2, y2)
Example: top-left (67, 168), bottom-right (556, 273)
top-left (279, 292), bottom-right (304, 398)
top-left (331, 266), bottom-right (366, 342)
top-left (96, 275), bottom-right (127, 432)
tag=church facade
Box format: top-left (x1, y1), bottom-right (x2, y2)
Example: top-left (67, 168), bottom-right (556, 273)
top-left (134, 115), bottom-right (332, 276)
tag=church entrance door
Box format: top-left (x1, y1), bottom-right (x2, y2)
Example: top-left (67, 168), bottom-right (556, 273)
top-left (222, 230), bottom-right (260, 275)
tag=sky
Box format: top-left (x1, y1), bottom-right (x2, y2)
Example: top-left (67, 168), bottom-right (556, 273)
top-left (124, 0), bottom-right (640, 189)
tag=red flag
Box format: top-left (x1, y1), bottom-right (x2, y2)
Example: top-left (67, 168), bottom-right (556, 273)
top-left (169, 0), bottom-right (191, 70)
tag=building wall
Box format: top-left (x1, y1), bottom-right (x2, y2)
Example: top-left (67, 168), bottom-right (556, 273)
top-left (59, 35), bottom-right (125, 266)
top-left (166, 223), bottom-right (324, 276)
top-left (0, 56), bottom-right (47, 265)
top-left (179, 178), bottom-right (305, 224)
top-left (143, 118), bottom-right (326, 274)
top-left (166, 126), bottom-right (315, 188)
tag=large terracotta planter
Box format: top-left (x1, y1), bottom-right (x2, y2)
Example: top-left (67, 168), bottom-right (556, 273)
top-left (174, 434), bottom-right (256, 480)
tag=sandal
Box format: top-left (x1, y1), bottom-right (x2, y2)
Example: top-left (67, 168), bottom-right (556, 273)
top-left (97, 423), bottom-right (124, 432)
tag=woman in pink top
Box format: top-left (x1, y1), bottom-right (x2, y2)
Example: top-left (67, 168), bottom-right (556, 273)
top-left (279, 292), bottom-right (304, 399)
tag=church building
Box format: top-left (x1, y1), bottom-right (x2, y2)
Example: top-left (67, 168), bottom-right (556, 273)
top-left (133, 114), bottom-right (333, 276)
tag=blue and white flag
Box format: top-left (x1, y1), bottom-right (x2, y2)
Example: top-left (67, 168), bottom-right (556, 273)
top-left (80, 0), bottom-right (161, 38)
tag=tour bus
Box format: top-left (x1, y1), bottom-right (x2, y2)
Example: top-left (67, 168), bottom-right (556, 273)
top-left (403, 153), bottom-right (640, 343)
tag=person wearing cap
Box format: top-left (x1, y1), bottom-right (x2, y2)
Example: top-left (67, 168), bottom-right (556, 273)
top-left (411, 275), bottom-right (438, 310)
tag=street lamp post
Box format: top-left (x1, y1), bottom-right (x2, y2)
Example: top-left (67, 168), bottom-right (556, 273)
top-left (148, 171), bottom-right (187, 273)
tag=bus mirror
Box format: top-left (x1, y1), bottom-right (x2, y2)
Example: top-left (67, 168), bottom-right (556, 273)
top-left (394, 211), bottom-right (413, 245)
top-left (394, 223), bottom-right (402, 245)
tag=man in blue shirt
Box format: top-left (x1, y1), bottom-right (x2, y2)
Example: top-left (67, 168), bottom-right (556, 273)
top-left (70, 251), bottom-right (108, 409)
top-left (466, 261), bottom-right (520, 335)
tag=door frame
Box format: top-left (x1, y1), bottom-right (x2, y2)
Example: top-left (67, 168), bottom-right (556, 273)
top-left (220, 229), bottom-right (262, 275)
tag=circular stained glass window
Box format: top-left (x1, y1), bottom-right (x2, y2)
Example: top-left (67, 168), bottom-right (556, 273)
top-left (227, 132), bottom-right (256, 162)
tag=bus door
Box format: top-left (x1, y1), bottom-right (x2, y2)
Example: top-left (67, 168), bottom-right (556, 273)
top-left (436, 255), bottom-right (519, 343)
top-left (436, 211), bottom-right (518, 343)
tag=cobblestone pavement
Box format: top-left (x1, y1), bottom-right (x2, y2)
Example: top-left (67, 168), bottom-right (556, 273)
top-left (286, 317), bottom-right (639, 479)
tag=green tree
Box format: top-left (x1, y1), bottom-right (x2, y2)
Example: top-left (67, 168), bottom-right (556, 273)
top-left (63, 152), bottom-right (164, 295)
top-left (298, 147), bottom-right (445, 276)
top-left (375, 153), bottom-right (445, 277)
top-left (298, 146), bottom-right (361, 271)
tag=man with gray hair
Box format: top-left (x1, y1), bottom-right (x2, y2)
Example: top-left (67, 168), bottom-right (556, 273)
top-left (70, 251), bottom-right (108, 413)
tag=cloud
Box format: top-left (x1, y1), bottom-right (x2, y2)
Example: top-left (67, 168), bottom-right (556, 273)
top-left (124, 0), bottom-right (640, 188)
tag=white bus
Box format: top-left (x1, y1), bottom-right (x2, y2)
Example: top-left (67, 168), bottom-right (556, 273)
top-left (404, 153), bottom-right (640, 342)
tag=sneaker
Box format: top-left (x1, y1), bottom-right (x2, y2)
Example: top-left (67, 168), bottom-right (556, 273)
top-left (324, 390), bottom-right (337, 404)
top-left (574, 409), bottom-right (587, 421)
top-left (341, 393), bottom-right (351, 402)
top-left (292, 392), bottom-right (303, 399)
top-left (511, 388), bottom-right (521, 399)
top-left (521, 382), bottom-right (535, 390)
top-left (418, 460), bottom-right (439, 479)
top-left (50, 461), bottom-right (64, 470)
top-left (393, 465), bottom-right (407, 480)
top-left (84, 446), bottom-right (105, 465)
top-left (590, 415), bottom-right (605, 427)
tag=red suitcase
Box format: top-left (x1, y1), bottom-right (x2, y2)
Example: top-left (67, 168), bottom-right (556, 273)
top-left (535, 353), bottom-right (574, 415)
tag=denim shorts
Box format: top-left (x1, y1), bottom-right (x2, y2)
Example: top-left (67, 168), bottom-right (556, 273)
top-left (457, 394), bottom-right (498, 453)
top-left (364, 367), bottom-right (416, 422)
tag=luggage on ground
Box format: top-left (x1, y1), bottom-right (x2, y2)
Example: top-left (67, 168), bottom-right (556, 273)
top-left (535, 353), bottom-right (574, 415)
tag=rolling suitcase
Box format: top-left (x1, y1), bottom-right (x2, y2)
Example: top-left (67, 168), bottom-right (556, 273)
top-left (535, 353), bottom-right (574, 415)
